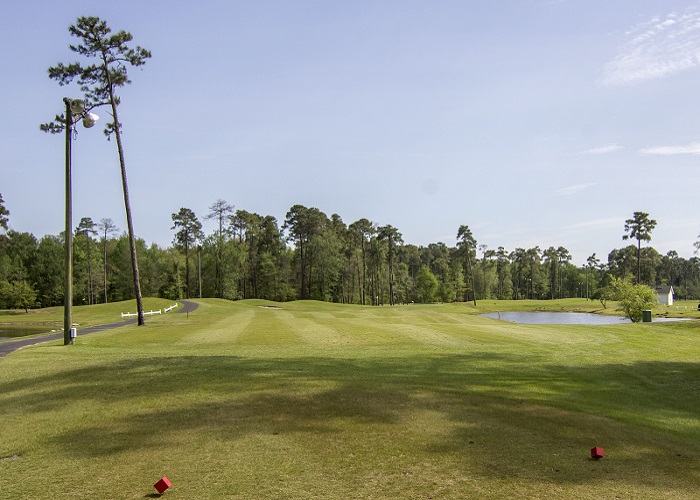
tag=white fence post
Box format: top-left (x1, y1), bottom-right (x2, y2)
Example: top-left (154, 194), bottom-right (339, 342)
top-left (122, 303), bottom-right (178, 319)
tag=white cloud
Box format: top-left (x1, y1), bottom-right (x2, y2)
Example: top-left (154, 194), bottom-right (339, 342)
top-left (601, 6), bottom-right (700, 86)
top-left (554, 183), bottom-right (597, 196)
top-left (640, 142), bottom-right (700, 155)
top-left (582, 145), bottom-right (623, 154)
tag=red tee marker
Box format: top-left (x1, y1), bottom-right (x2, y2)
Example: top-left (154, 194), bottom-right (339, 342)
top-left (591, 446), bottom-right (604, 459)
top-left (154, 476), bottom-right (171, 494)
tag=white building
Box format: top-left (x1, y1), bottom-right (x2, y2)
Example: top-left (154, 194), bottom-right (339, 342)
top-left (654, 285), bottom-right (674, 306)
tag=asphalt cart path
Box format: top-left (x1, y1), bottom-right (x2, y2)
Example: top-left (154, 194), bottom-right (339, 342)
top-left (178, 300), bottom-right (198, 314)
top-left (0, 300), bottom-right (198, 359)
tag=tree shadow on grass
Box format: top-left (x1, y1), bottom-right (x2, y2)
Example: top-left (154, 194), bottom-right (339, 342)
top-left (3, 353), bottom-right (699, 494)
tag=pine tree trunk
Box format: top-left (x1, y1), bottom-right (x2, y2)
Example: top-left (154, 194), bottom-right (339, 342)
top-left (111, 99), bottom-right (145, 325)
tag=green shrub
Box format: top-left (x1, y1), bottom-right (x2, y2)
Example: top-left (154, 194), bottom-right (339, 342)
top-left (606, 277), bottom-right (657, 322)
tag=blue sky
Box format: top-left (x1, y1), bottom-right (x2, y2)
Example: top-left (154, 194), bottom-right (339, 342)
top-left (2, 0), bottom-right (699, 265)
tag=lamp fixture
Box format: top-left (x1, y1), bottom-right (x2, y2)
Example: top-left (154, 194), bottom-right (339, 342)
top-left (69, 98), bottom-right (85, 114)
top-left (82, 112), bottom-right (99, 128)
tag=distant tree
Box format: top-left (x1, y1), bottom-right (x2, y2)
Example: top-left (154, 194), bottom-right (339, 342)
top-left (0, 193), bottom-right (9, 231)
top-left (622, 211), bottom-right (657, 284)
top-left (106, 234), bottom-right (137, 301)
top-left (256, 216), bottom-right (291, 302)
top-left (415, 264), bottom-right (438, 303)
top-left (348, 218), bottom-right (375, 305)
top-left (525, 246), bottom-right (542, 299)
top-left (97, 218), bottom-right (118, 303)
top-left (44, 16), bottom-right (151, 325)
top-left (681, 256), bottom-right (700, 299)
top-left (510, 247), bottom-right (527, 300)
top-left (329, 214), bottom-right (355, 303)
top-left (283, 205), bottom-right (327, 299)
top-left (377, 224), bottom-right (403, 305)
top-left (2, 231), bottom-right (38, 284)
top-left (32, 235), bottom-right (65, 307)
top-left (76, 217), bottom-right (97, 304)
top-left (655, 250), bottom-right (678, 296)
top-left (426, 242), bottom-right (451, 302)
top-left (450, 253), bottom-right (467, 302)
top-left (695, 229), bottom-right (700, 255)
top-left (171, 208), bottom-right (203, 298)
top-left (233, 210), bottom-right (263, 298)
top-left (479, 245), bottom-right (497, 299)
top-left (157, 247), bottom-right (185, 300)
top-left (556, 246), bottom-right (571, 298)
top-left (495, 246), bottom-right (512, 300)
top-left (312, 215), bottom-right (344, 302)
top-left (205, 199), bottom-right (234, 298)
top-left (1, 280), bottom-right (37, 312)
top-left (543, 247), bottom-right (558, 299)
top-left (586, 253), bottom-right (600, 299)
top-left (608, 245), bottom-right (637, 281)
top-left (456, 225), bottom-right (477, 305)
top-left (639, 246), bottom-right (661, 286)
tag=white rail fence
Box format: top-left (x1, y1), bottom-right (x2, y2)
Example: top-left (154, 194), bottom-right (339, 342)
top-left (120, 303), bottom-right (179, 318)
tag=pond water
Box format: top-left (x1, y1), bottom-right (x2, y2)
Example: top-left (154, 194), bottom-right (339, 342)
top-left (481, 312), bottom-right (630, 325)
top-left (0, 324), bottom-right (55, 340)
top-left (480, 312), bottom-right (693, 325)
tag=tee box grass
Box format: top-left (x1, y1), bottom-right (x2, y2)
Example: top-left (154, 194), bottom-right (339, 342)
top-left (0, 298), bottom-right (698, 498)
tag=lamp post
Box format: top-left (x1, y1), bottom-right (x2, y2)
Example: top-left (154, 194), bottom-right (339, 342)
top-left (62, 97), bottom-right (98, 345)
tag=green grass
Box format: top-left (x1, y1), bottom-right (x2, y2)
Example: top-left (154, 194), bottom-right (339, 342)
top-left (0, 298), bottom-right (179, 337)
top-left (0, 299), bottom-right (698, 498)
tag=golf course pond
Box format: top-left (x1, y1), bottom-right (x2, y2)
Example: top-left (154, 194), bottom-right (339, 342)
top-left (0, 324), bottom-right (55, 339)
top-left (480, 311), bottom-right (691, 325)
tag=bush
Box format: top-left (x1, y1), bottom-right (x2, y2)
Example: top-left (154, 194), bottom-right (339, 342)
top-left (605, 277), bottom-right (657, 322)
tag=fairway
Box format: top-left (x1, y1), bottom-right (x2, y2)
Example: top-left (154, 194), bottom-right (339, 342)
top-left (1, 299), bottom-right (699, 499)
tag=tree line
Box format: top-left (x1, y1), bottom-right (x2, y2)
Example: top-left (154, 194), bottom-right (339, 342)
top-left (1, 196), bottom-right (699, 311)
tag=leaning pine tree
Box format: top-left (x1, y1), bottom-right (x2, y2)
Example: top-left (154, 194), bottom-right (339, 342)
top-left (42, 16), bottom-right (151, 325)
